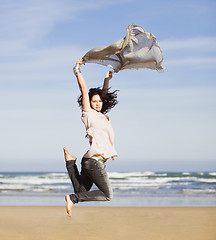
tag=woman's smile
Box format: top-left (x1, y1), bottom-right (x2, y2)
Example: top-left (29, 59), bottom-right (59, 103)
top-left (90, 94), bottom-right (103, 112)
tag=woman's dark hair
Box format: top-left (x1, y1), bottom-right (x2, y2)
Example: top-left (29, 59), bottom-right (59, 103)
top-left (78, 87), bottom-right (118, 114)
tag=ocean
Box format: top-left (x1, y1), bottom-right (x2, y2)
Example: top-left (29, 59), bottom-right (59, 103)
top-left (0, 171), bottom-right (215, 206)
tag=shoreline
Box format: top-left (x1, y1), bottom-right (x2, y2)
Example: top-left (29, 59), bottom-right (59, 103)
top-left (0, 206), bottom-right (216, 240)
top-left (1, 195), bottom-right (216, 207)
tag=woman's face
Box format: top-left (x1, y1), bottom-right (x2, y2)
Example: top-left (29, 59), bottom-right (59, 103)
top-left (90, 94), bottom-right (103, 112)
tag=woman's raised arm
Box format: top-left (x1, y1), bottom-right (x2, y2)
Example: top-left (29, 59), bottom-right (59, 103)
top-left (73, 58), bottom-right (91, 112)
top-left (103, 70), bottom-right (113, 93)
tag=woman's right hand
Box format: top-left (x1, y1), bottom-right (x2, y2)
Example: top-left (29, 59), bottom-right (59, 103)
top-left (75, 58), bottom-right (85, 68)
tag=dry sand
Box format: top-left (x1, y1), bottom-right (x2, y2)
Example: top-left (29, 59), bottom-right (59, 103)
top-left (0, 206), bottom-right (215, 240)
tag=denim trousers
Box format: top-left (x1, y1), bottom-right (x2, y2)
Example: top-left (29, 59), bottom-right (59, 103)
top-left (66, 157), bottom-right (113, 204)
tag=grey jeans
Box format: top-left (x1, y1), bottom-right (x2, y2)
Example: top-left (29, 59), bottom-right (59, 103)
top-left (66, 157), bottom-right (113, 204)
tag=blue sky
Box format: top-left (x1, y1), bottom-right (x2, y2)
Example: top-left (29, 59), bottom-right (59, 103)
top-left (0, 0), bottom-right (216, 172)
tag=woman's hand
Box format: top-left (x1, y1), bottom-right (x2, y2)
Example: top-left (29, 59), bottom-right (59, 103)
top-left (74, 58), bottom-right (85, 77)
top-left (103, 70), bottom-right (113, 92)
top-left (75, 58), bottom-right (85, 68)
top-left (105, 70), bottom-right (113, 80)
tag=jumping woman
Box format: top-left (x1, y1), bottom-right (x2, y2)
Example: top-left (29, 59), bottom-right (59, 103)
top-left (63, 58), bottom-right (118, 216)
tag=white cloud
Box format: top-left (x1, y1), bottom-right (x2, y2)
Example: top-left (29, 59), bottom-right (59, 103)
top-left (0, 0), bottom-right (130, 43)
top-left (0, 0), bottom-right (132, 81)
top-left (160, 37), bottom-right (216, 51)
top-left (0, 43), bottom-right (88, 85)
top-left (1, 0), bottom-right (216, 76)
top-left (0, 45), bottom-right (85, 73)
top-left (159, 37), bottom-right (216, 67)
top-left (165, 57), bottom-right (216, 67)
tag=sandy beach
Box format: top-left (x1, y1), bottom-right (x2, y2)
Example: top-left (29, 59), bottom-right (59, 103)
top-left (0, 207), bottom-right (215, 240)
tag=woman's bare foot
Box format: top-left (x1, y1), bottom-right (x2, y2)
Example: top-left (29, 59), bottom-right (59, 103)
top-left (65, 195), bottom-right (74, 217)
top-left (63, 147), bottom-right (77, 161)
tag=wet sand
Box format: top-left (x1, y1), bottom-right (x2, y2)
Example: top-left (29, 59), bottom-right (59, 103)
top-left (0, 207), bottom-right (215, 240)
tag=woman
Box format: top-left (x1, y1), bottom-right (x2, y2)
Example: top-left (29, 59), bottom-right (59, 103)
top-left (63, 58), bottom-right (118, 216)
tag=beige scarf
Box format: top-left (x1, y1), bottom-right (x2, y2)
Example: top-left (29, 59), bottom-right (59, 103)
top-left (83, 25), bottom-right (164, 72)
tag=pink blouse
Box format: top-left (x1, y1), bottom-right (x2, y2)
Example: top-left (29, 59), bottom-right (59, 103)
top-left (81, 109), bottom-right (118, 160)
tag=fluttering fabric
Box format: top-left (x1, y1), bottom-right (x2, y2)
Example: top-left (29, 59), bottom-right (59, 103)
top-left (82, 25), bottom-right (164, 72)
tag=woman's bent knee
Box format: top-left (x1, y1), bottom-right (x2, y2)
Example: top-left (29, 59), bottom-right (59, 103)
top-left (106, 191), bottom-right (113, 201)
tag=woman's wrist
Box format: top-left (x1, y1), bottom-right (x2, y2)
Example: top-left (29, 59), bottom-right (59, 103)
top-left (73, 58), bottom-right (85, 76)
top-left (73, 65), bottom-right (81, 76)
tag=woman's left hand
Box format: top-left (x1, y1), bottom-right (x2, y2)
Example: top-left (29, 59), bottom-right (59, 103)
top-left (105, 71), bottom-right (113, 80)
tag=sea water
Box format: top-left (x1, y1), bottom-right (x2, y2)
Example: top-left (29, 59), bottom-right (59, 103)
top-left (0, 171), bottom-right (215, 206)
